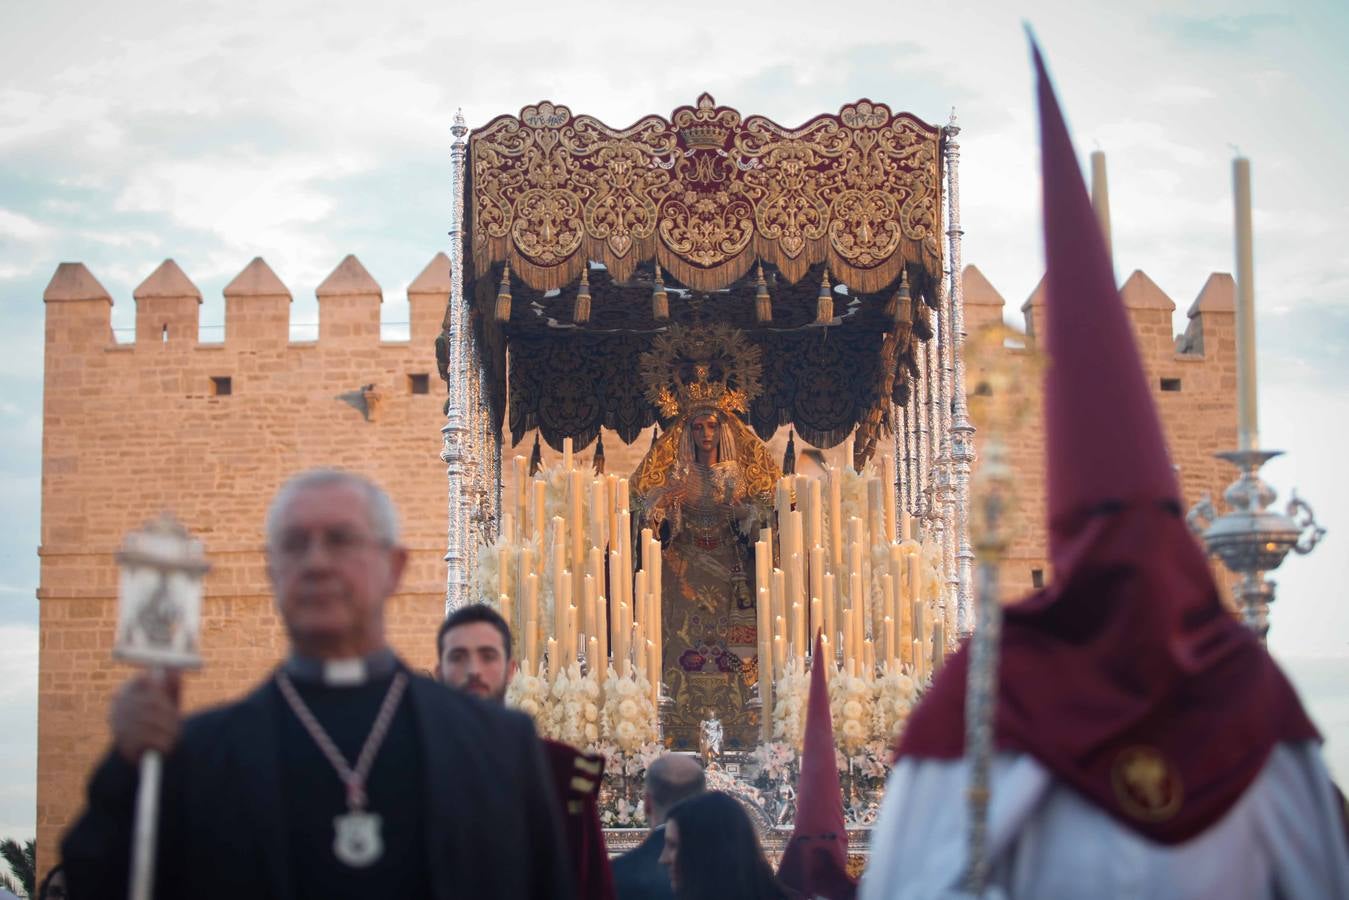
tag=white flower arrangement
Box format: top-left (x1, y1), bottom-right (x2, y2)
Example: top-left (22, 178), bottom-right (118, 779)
top-left (873, 663), bottom-right (919, 741)
top-left (505, 662), bottom-right (554, 737)
top-left (770, 659), bottom-right (811, 752)
top-left (750, 741), bottom-right (799, 785)
top-left (828, 668), bottom-right (876, 756)
top-left (547, 662), bottom-right (603, 749)
top-left (468, 532), bottom-right (541, 607)
top-left (601, 666), bottom-right (659, 753)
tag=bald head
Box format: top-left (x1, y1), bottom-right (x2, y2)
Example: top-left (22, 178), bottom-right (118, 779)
top-left (645, 754), bottom-right (705, 827)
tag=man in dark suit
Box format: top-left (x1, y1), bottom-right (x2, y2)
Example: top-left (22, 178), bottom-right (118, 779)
top-left (62, 469), bottom-right (571, 900)
top-left (611, 754), bottom-right (705, 900)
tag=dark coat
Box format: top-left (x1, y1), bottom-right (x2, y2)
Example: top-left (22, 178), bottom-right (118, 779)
top-left (611, 826), bottom-right (673, 900)
top-left (61, 671), bottom-right (572, 900)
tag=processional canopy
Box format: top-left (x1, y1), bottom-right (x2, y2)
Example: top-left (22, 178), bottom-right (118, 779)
top-left (463, 94), bottom-right (947, 462)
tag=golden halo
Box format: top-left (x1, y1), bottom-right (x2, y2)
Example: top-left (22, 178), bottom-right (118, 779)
top-left (639, 324), bottom-right (764, 420)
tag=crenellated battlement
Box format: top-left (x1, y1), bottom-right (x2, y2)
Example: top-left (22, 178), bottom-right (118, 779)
top-left (42, 253), bottom-right (453, 354)
top-left (960, 262), bottom-right (1238, 600)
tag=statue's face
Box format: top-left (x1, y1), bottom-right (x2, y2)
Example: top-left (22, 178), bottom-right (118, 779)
top-left (691, 413), bottom-right (720, 462)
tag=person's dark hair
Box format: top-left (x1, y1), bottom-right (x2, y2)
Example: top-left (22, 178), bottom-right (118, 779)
top-left (37, 863), bottom-right (65, 900)
top-left (665, 791), bottom-right (788, 900)
top-left (647, 757), bottom-right (705, 817)
top-left (437, 603), bottom-right (512, 660)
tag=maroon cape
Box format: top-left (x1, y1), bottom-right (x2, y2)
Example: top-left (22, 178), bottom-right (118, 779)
top-left (542, 739), bottom-right (616, 900)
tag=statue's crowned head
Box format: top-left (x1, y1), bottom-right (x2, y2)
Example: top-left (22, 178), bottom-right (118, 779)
top-left (640, 325), bottom-right (763, 422)
top-left (632, 324), bottom-right (780, 500)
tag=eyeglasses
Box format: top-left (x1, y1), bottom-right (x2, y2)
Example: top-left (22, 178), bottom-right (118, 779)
top-left (271, 528), bottom-right (389, 561)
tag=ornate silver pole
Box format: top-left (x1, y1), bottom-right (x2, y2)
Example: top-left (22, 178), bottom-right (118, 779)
top-left (944, 113), bottom-right (976, 636)
top-left (926, 330), bottom-right (943, 535)
top-left (925, 286), bottom-right (950, 638)
top-left (937, 278), bottom-right (959, 643)
top-left (915, 326), bottom-right (930, 529)
top-left (903, 391), bottom-right (916, 520)
top-left (893, 402), bottom-right (906, 530)
top-left (442, 109), bottom-right (473, 613)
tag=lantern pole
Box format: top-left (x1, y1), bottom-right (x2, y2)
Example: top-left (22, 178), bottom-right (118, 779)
top-left (112, 514), bottom-right (209, 900)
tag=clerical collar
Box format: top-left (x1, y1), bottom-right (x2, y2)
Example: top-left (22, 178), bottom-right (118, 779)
top-left (283, 648), bottom-right (398, 686)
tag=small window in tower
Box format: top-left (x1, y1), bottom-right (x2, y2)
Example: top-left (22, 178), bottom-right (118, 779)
top-left (408, 373), bottom-right (430, 395)
top-left (1031, 568), bottom-right (1045, 588)
top-left (210, 376), bottom-right (232, 397)
top-left (1160, 378), bottom-right (1182, 392)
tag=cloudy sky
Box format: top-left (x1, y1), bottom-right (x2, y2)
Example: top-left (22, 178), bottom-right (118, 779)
top-left (2, 0), bottom-right (1347, 841)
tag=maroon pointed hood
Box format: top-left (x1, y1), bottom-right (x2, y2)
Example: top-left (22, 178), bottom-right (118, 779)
top-left (894, 37), bottom-right (1316, 846)
top-left (778, 633), bottom-right (855, 900)
top-left (1035, 43), bottom-right (1179, 547)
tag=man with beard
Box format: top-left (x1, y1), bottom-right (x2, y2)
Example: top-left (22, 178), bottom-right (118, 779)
top-left (437, 604), bottom-right (616, 900)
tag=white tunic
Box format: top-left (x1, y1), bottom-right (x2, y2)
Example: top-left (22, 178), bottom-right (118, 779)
top-left (859, 741), bottom-right (1349, 899)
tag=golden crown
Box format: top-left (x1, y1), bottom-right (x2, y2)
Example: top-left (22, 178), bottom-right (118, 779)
top-left (640, 324), bottom-right (763, 420)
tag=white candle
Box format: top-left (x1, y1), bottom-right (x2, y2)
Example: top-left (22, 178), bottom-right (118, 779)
top-left (1233, 156), bottom-right (1259, 451)
top-left (881, 454), bottom-right (897, 544)
top-left (563, 435), bottom-right (574, 472)
top-left (808, 478), bottom-right (823, 553)
top-left (525, 616), bottom-right (538, 675)
top-left (828, 468), bottom-right (843, 571)
top-left (532, 480), bottom-right (547, 544)
top-left (823, 572), bottom-right (836, 650)
top-left (513, 456), bottom-right (528, 536)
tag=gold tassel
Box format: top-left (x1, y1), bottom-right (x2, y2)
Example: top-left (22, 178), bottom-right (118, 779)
top-left (782, 429), bottom-right (796, 475)
top-left (890, 270), bottom-right (912, 325)
top-left (755, 262), bottom-right (772, 323)
top-left (593, 431), bottom-right (606, 474)
top-left (652, 265), bottom-right (669, 321)
top-left (495, 262), bottom-right (512, 323)
top-left (574, 265), bottom-right (591, 324)
top-left (816, 268), bottom-right (834, 325)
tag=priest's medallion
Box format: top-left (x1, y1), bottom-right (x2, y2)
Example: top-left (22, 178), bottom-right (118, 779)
top-left (333, 811), bottom-right (383, 867)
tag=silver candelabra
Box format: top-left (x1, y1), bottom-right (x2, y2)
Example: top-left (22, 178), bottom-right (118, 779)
top-left (1187, 449), bottom-right (1324, 640)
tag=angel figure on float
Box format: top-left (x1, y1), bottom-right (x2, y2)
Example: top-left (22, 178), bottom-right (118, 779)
top-left (630, 324), bottom-right (780, 752)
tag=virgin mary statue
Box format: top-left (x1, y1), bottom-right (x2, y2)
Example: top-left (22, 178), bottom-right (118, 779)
top-left (630, 325), bottom-right (780, 750)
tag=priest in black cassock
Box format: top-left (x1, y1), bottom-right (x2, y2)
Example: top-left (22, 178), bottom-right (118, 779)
top-left (62, 469), bottom-right (572, 900)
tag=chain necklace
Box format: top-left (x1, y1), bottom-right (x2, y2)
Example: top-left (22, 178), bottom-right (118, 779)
top-left (275, 669), bottom-right (409, 868)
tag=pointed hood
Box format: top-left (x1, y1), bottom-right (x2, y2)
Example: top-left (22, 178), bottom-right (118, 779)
top-left (895, 37), bottom-right (1316, 846)
top-left (1035, 39), bottom-right (1178, 550)
top-left (777, 632), bottom-right (855, 900)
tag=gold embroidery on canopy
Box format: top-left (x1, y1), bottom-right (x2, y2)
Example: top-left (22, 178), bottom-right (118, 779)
top-left (470, 95), bottom-right (943, 294)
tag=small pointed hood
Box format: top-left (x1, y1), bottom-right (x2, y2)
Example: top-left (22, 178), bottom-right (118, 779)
top-left (777, 632), bottom-right (855, 900)
top-left (894, 36), bottom-right (1316, 847)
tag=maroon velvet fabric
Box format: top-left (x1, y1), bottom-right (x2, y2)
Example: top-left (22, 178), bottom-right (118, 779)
top-left (894, 42), bottom-right (1318, 846)
top-left (542, 738), bottom-right (616, 900)
top-left (778, 633), bottom-right (855, 899)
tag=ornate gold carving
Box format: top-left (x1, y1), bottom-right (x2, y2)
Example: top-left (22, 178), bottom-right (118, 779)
top-left (1111, 746), bottom-right (1183, 822)
top-left (470, 96), bottom-right (942, 293)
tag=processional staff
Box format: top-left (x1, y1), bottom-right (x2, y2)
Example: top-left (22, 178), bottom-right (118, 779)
top-left (112, 515), bottom-right (210, 900)
top-left (960, 325), bottom-right (1039, 894)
